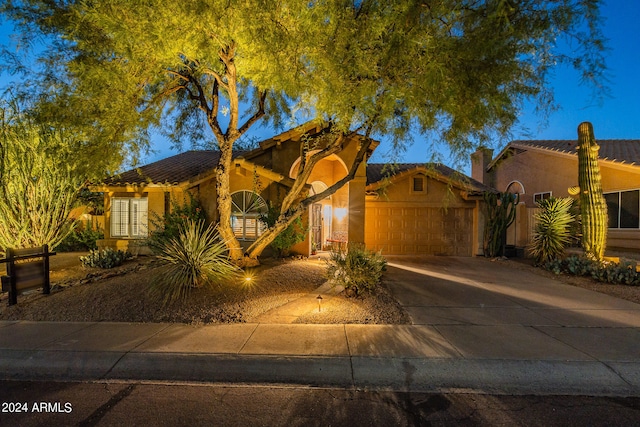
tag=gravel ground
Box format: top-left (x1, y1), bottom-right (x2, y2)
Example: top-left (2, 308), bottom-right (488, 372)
top-left (2, 253), bottom-right (637, 325)
top-left (0, 255), bottom-right (410, 325)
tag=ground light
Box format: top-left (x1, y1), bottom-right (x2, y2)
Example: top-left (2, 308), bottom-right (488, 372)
top-left (316, 295), bottom-right (323, 312)
top-left (241, 269), bottom-right (257, 288)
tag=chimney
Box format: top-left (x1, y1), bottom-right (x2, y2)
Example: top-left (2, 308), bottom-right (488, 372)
top-left (471, 147), bottom-right (493, 184)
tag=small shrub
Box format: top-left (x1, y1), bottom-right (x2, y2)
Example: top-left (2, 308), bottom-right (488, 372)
top-left (541, 255), bottom-right (640, 286)
top-left (80, 248), bottom-right (132, 269)
top-left (529, 197), bottom-right (575, 264)
top-left (259, 203), bottom-right (307, 257)
top-left (152, 220), bottom-right (239, 304)
top-left (326, 243), bottom-right (386, 296)
top-left (55, 224), bottom-right (104, 252)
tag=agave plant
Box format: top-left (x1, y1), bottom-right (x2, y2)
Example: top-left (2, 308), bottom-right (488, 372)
top-left (529, 197), bottom-right (576, 264)
top-left (152, 219), bottom-right (239, 304)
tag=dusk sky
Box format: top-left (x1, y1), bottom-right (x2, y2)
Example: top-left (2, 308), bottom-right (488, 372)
top-left (1, 1), bottom-right (638, 174)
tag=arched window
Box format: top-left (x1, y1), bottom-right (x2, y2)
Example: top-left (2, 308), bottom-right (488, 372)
top-left (231, 190), bottom-right (267, 240)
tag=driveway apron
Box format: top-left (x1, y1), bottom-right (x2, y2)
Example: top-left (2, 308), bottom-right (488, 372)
top-left (385, 256), bottom-right (640, 363)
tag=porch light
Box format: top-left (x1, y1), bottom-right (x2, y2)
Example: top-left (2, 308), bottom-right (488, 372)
top-left (334, 207), bottom-right (348, 221)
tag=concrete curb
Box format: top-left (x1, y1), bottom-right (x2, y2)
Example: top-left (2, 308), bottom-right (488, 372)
top-left (3, 348), bottom-right (639, 396)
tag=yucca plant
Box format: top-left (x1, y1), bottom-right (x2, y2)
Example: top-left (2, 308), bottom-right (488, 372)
top-left (529, 197), bottom-right (576, 264)
top-left (152, 220), bottom-right (239, 304)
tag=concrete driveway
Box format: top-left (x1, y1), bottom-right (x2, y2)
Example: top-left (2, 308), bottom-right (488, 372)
top-left (384, 256), bottom-right (640, 363)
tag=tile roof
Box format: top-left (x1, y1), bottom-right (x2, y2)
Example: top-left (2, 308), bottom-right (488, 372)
top-left (366, 163), bottom-right (493, 193)
top-left (510, 139), bottom-right (640, 166)
top-left (105, 150), bottom-right (228, 185)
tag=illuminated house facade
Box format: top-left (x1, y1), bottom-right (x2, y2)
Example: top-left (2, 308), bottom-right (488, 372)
top-left (95, 123), bottom-right (492, 257)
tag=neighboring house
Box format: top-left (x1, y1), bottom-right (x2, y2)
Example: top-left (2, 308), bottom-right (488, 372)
top-left (472, 139), bottom-right (640, 253)
top-left (94, 122), bottom-right (492, 257)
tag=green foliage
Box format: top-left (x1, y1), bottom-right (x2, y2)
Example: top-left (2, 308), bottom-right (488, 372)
top-left (0, 100), bottom-right (85, 251)
top-left (77, 188), bottom-right (105, 215)
top-left (80, 248), bottom-right (132, 269)
top-left (3, 0), bottom-right (608, 260)
top-left (529, 197), bottom-right (576, 264)
top-left (259, 203), bottom-right (307, 257)
top-left (55, 224), bottom-right (104, 252)
top-left (152, 220), bottom-right (239, 304)
top-left (577, 122), bottom-right (608, 261)
top-left (483, 191), bottom-right (519, 257)
top-left (147, 194), bottom-right (206, 253)
top-left (326, 244), bottom-right (387, 297)
top-left (542, 255), bottom-right (640, 286)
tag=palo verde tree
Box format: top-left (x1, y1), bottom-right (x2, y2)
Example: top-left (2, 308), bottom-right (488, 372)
top-left (0, 99), bottom-right (86, 250)
top-left (2, 0), bottom-right (608, 264)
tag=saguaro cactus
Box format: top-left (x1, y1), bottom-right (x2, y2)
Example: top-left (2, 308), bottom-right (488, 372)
top-left (577, 121), bottom-right (607, 261)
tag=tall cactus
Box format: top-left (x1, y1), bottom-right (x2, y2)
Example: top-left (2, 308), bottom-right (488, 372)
top-left (483, 191), bottom-right (519, 257)
top-left (577, 122), bottom-right (607, 261)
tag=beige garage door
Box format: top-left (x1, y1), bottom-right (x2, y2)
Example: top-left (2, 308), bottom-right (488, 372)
top-left (365, 206), bottom-right (473, 256)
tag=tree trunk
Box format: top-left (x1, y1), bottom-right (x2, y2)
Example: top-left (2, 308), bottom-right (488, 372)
top-left (215, 143), bottom-right (244, 262)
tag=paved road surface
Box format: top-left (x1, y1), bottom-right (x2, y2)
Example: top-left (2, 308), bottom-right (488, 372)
top-left (1, 381), bottom-right (640, 427)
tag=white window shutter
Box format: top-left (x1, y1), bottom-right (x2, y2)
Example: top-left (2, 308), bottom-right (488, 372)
top-left (111, 199), bottom-right (130, 237)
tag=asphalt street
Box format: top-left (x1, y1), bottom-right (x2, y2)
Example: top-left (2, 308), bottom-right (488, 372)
top-left (2, 380), bottom-right (640, 427)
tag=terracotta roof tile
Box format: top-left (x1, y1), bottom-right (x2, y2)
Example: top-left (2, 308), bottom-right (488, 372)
top-left (105, 151), bottom-right (227, 185)
top-left (366, 163), bottom-right (493, 193)
top-left (511, 139), bottom-right (640, 166)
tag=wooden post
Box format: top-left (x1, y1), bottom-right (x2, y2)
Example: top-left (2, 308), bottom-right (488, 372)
top-left (6, 248), bottom-right (17, 306)
top-left (43, 244), bottom-right (50, 295)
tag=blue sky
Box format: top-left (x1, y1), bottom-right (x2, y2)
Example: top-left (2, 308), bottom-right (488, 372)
top-left (1, 1), bottom-right (638, 174)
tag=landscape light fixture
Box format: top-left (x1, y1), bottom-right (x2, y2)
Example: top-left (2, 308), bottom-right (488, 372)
top-left (317, 295), bottom-right (323, 312)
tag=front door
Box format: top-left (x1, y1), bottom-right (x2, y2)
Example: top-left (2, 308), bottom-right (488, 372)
top-left (311, 203), bottom-right (322, 250)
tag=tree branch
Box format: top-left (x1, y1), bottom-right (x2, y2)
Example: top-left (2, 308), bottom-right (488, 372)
top-left (237, 90), bottom-right (267, 137)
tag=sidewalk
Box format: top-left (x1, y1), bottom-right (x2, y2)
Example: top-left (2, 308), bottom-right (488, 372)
top-left (3, 255), bottom-right (640, 396)
top-left (2, 319), bottom-right (639, 396)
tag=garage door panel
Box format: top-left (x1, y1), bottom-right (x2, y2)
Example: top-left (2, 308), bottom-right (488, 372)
top-left (365, 206), bottom-right (473, 256)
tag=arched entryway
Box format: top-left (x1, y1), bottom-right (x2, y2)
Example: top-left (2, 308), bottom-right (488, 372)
top-left (289, 153), bottom-right (350, 253)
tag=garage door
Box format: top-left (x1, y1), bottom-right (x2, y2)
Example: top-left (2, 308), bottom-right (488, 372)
top-left (364, 206), bottom-right (474, 256)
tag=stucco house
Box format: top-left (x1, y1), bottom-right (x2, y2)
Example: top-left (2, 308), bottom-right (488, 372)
top-left (93, 123), bottom-right (492, 257)
top-left (472, 139), bottom-right (640, 254)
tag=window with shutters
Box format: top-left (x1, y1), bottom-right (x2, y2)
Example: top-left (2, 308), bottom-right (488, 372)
top-left (230, 190), bottom-right (267, 240)
top-left (110, 197), bottom-right (148, 237)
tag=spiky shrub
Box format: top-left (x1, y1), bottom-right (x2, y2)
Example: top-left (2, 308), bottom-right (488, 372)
top-left (0, 101), bottom-right (84, 250)
top-left (326, 243), bottom-right (386, 296)
top-left (152, 220), bottom-right (238, 304)
top-left (577, 122), bottom-right (608, 261)
top-left (529, 197), bottom-right (575, 264)
top-left (147, 193), bottom-right (206, 253)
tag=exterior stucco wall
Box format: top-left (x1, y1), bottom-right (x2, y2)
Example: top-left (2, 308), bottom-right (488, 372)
top-left (486, 148), bottom-right (640, 253)
top-left (365, 172), bottom-right (480, 256)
